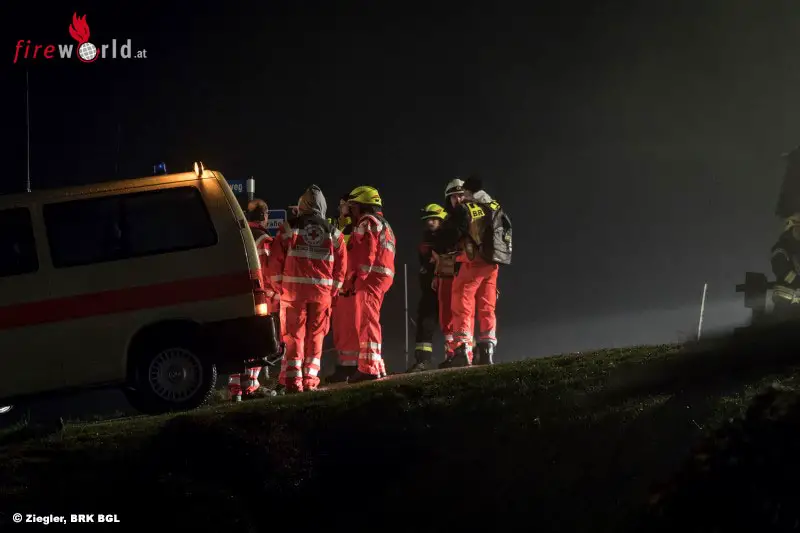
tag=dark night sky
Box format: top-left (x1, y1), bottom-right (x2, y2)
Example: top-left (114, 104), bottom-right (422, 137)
top-left (4, 1), bottom-right (800, 363)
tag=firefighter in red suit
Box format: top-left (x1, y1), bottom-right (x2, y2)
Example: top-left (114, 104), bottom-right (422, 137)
top-left (438, 177), bottom-right (500, 367)
top-left (325, 196), bottom-right (360, 384)
top-left (228, 199), bottom-right (280, 401)
top-left (268, 185), bottom-right (346, 393)
top-left (340, 185), bottom-right (396, 382)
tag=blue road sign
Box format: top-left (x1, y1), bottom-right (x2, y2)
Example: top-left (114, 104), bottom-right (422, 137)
top-left (228, 180), bottom-right (245, 195)
top-left (266, 209), bottom-right (287, 237)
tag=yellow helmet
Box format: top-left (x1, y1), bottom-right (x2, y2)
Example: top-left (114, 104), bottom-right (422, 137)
top-left (420, 203), bottom-right (447, 221)
top-left (347, 185), bottom-right (382, 207)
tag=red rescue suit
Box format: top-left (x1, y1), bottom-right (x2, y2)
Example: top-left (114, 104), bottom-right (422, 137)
top-left (345, 211), bottom-right (396, 376)
top-left (229, 221), bottom-right (278, 398)
top-left (440, 195), bottom-right (500, 363)
top-left (329, 216), bottom-right (360, 367)
top-left (450, 258), bottom-right (498, 362)
top-left (432, 248), bottom-right (460, 360)
top-left (437, 275), bottom-right (455, 356)
top-left (269, 188), bottom-right (346, 392)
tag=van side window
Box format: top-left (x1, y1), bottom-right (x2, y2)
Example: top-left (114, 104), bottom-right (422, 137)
top-left (0, 207), bottom-right (38, 277)
top-left (43, 187), bottom-right (218, 268)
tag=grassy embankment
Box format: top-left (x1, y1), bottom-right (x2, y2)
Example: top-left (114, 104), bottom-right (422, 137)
top-left (2, 324), bottom-right (800, 532)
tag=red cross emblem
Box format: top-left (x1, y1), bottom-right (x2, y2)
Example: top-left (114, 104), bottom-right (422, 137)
top-left (305, 225), bottom-right (323, 245)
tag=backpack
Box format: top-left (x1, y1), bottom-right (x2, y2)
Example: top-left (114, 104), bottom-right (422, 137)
top-left (477, 201), bottom-right (512, 265)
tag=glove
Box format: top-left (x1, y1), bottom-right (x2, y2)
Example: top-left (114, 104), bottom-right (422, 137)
top-left (341, 277), bottom-right (355, 294)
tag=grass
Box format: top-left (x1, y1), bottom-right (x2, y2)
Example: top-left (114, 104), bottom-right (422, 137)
top-left (2, 324), bottom-right (800, 532)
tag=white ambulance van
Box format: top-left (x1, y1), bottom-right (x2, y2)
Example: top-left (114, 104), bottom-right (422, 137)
top-left (0, 163), bottom-right (281, 415)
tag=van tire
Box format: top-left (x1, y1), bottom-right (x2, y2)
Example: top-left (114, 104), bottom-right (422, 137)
top-left (124, 332), bottom-right (217, 415)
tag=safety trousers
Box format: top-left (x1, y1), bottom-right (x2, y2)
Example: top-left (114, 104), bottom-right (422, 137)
top-left (354, 278), bottom-right (390, 376)
top-left (228, 367), bottom-right (262, 398)
top-left (228, 301), bottom-right (280, 397)
top-left (437, 277), bottom-right (455, 357)
top-left (332, 293), bottom-right (360, 367)
top-left (278, 299), bottom-right (332, 392)
top-left (447, 260), bottom-right (499, 363)
top-left (414, 286), bottom-right (438, 360)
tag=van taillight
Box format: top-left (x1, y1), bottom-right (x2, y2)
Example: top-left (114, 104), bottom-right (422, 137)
top-left (254, 288), bottom-right (269, 316)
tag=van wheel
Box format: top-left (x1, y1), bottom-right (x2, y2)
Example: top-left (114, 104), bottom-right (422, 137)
top-left (124, 336), bottom-right (217, 415)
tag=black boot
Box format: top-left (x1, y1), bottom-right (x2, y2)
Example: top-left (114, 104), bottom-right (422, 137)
top-left (325, 365), bottom-right (357, 384)
top-left (439, 344), bottom-right (471, 369)
top-left (408, 350), bottom-right (433, 373)
top-left (348, 371), bottom-right (380, 384)
top-left (476, 342), bottom-right (495, 365)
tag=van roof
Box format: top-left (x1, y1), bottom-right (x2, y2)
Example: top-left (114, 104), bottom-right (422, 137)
top-left (0, 170), bottom-right (221, 208)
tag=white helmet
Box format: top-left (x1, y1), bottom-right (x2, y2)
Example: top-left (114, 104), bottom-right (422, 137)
top-left (444, 178), bottom-right (465, 197)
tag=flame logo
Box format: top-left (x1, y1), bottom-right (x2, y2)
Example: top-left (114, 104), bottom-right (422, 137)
top-left (69, 13), bottom-right (90, 45)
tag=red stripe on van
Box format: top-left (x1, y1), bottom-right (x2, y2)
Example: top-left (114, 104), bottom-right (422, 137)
top-left (0, 271), bottom-right (256, 331)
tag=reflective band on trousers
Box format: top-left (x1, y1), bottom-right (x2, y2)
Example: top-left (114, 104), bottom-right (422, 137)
top-left (288, 248), bottom-right (334, 261)
top-left (416, 342), bottom-right (433, 352)
top-left (359, 265), bottom-right (394, 277)
top-left (283, 276), bottom-right (334, 286)
top-left (479, 330), bottom-right (496, 340)
top-left (304, 357), bottom-right (321, 376)
top-left (360, 352), bottom-right (382, 362)
top-left (338, 351), bottom-right (359, 366)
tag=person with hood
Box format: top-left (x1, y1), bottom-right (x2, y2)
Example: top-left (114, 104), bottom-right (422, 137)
top-left (408, 203), bottom-right (448, 372)
top-left (438, 176), bottom-right (503, 367)
top-left (228, 198), bottom-right (279, 401)
top-left (326, 195), bottom-right (361, 382)
top-left (268, 185), bottom-right (347, 393)
top-left (338, 185), bottom-right (396, 383)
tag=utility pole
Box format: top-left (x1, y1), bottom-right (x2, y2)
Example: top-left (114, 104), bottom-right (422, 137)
top-left (26, 70), bottom-right (31, 193)
top-left (404, 263), bottom-right (409, 370)
top-left (697, 282), bottom-right (708, 340)
top-left (246, 177), bottom-right (256, 202)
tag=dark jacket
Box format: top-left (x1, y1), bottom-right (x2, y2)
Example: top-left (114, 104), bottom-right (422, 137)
top-left (418, 229), bottom-right (438, 291)
top-left (772, 229), bottom-right (800, 288)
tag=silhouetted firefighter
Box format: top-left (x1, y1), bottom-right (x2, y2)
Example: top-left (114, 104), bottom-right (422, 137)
top-left (772, 145), bottom-right (800, 319)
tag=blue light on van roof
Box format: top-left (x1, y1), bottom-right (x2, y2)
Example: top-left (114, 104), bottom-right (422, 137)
top-left (153, 162), bottom-right (167, 175)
